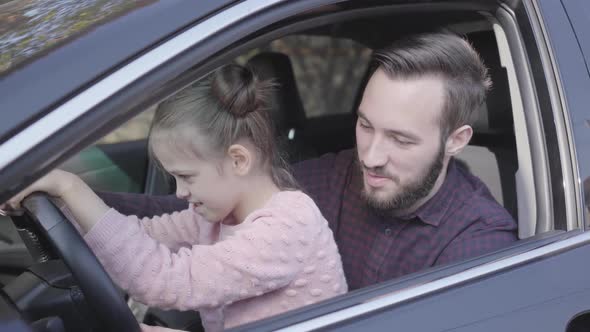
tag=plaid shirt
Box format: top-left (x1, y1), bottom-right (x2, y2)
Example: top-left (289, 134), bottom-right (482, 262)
top-left (99, 149), bottom-right (517, 291)
top-left (293, 149), bottom-right (517, 290)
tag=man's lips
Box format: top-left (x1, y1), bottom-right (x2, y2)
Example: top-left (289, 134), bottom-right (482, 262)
top-left (364, 171), bottom-right (391, 187)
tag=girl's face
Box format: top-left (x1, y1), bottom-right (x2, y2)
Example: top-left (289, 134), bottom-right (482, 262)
top-left (151, 137), bottom-right (242, 222)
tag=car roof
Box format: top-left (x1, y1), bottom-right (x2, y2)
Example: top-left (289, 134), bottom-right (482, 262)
top-left (0, 0), bottom-right (237, 144)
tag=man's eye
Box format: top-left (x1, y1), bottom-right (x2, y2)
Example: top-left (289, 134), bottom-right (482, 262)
top-left (388, 135), bottom-right (413, 146)
top-left (394, 137), bottom-right (413, 146)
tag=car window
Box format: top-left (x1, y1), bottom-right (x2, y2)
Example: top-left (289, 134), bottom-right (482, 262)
top-left (97, 106), bottom-right (156, 144)
top-left (561, 0), bottom-right (590, 223)
top-left (238, 35), bottom-right (372, 118)
top-left (0, 109), bottom-right (157, 252)
top-left (54, 106), bottom-right (156, 197)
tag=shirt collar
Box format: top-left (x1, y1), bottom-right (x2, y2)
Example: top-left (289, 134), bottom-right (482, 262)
top-left (402, 158), bottom-right (460, 227)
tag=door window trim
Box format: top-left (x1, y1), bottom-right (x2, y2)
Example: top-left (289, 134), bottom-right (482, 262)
top-left (275, 229), bottom-right (589, 331)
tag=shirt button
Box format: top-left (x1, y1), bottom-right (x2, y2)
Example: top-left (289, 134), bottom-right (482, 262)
top-left (385, 228), bottom-right (392, 236)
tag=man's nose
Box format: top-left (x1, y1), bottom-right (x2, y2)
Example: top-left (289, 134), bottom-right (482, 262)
top-left (363, 136), bottom-right (388, 169)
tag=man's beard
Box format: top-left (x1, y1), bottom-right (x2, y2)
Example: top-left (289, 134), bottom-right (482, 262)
top-left (359, 143), bottom-right (445, 216)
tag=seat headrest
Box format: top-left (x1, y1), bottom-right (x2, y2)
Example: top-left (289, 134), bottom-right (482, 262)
top-left (246, 52), bottom-right (307, 135)
top-left (468, 31), bottom-right (513, 133)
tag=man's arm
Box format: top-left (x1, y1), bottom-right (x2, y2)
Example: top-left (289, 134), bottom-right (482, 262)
top-left (96, 150), bottom-right (347, 219)
top-left (97, 191), bottom-right (186, 218)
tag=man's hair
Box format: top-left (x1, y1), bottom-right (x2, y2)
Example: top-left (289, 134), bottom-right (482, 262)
top-left (372, 32), bottom-right (492, 137)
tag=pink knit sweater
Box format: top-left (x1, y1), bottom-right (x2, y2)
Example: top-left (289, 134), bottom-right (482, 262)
top-left (83, 191), bottom-right (347, 331)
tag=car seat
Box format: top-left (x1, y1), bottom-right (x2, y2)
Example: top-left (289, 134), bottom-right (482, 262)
top-left (245, 51), bottom-right (317, 163)
top-left (456, 31), bottom-right (519, 222)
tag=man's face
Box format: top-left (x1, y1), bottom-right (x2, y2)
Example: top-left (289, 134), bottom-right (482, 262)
top-left (356, 69), bottom-right (448, 213)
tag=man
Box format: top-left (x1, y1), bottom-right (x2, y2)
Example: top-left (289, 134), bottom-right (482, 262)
top-left (100, 32), bottom-right (517, 291)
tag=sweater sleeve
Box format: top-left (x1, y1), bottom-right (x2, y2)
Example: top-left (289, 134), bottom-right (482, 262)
top-left (59, 197), bottom-right (207, 251)
top-left (83, 198), bottom-right (320, 311)
top-left (136, 207), bottom-right (215, 251)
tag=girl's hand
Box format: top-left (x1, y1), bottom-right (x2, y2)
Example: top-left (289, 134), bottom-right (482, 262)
top-left (0, 170), bottom-right (77, 215)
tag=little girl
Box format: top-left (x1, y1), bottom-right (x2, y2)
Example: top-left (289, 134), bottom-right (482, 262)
top-left (2, 64), bottom-right (347, 331)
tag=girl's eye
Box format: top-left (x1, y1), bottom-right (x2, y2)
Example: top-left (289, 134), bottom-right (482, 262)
top-left (359, 121), bottom-right (371, 129)
top-left (178, 174), bottom-right (193, 181)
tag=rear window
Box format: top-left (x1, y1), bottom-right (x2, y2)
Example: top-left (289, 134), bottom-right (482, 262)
top-left (270, 35), bottom-right (371, 117)
top-left (238, 35), bottom-right (372, 118)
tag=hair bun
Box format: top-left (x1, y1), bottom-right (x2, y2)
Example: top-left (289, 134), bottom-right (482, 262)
top-left (211, 64), bottom-right (267, 117)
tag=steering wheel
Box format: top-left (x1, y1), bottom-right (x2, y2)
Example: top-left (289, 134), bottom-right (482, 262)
top-left (13, 193), bottom-right (140, 332)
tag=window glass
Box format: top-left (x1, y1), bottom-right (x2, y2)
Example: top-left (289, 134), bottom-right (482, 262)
top-left (238, 35), bottom-right (372, 117)
top-left (97, 106), bottom-right (156, 144)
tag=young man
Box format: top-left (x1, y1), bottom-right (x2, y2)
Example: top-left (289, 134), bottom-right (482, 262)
top-left (100, 32), bottom-right (517, 291)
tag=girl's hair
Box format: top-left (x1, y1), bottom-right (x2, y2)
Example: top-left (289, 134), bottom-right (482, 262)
top-left (148, 64), bottom-right (299, 190)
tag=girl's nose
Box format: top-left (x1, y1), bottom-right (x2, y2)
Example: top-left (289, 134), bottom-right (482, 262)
top-left (176, 186), bottom-right (190, 200)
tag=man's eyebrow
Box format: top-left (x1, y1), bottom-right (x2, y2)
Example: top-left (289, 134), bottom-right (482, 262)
top-left (357, 110), bottom-right (421, 142)
top-left (385, 129), bottom-right (421, 142)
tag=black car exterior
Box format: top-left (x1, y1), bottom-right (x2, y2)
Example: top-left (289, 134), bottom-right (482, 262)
top-left (0, 0), bottom-right (589, 331)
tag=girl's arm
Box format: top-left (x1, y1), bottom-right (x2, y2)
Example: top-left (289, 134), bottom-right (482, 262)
top-left (3, 170), bottom-right (205, 250)
top-left (2, 170), bottom-right (109, 233)
top-left (135, 210), bottom-right (212, 250)
top-left (83, 200), bottom-right (325, 311)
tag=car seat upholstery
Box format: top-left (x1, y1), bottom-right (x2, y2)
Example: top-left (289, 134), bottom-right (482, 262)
top-left (245, 51), bottom-right (317, 163)
top-left (456, 31), bottom-right (519, 221)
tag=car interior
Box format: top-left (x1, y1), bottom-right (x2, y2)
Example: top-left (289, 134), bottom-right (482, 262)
top-left (0, 3), bottom-right (564, 331)
top-left (133, 31), bottom-right (517, 207)
top-left (128, 19), bottom-right (530, 331)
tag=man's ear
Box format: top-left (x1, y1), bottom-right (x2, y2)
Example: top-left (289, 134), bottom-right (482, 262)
top-left (445, 125), bottom-right (473, 156)
top-left (227, 144), bottom-right (252, 176)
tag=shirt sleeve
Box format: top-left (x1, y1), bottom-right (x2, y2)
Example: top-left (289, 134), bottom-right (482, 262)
top-left (83, 206), bottom-right (319, 311)
top-left (435, 217), bottom-right (518, 265)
